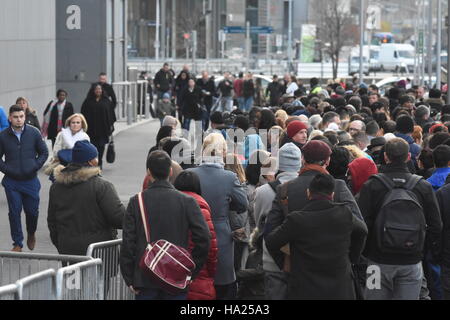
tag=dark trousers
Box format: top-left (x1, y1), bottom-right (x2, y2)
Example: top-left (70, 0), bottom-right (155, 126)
top-left (135, 288), bottom-right (187, 300)
top-left (50, 138), bottom-right (56, 149)
top-left (202, 103), bottom-right (212, 131)
top-left (215, 282), bottom-right (237, 300)
top-left (91, 137), bottom-right (108, 168)
top-left (2, 176), bottom-right (41, 248)
top-left (441, 266), bottom-right (450, 300)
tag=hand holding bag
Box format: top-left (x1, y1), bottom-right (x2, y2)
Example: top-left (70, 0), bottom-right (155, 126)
top-left (137, 192), bottom-right (196, 295)
top-left (106, 136), bottom-right (116, 164)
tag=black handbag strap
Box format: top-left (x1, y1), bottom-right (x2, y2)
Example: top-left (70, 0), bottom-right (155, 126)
top-left (138, 192), bottom-right (151, 243)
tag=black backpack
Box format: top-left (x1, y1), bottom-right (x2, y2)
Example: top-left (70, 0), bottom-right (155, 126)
top-left (372, 174), bottom-right (427, 255)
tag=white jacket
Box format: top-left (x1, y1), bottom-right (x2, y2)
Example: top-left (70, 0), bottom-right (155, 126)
top-left (53, 128), bottom-right (90, 158)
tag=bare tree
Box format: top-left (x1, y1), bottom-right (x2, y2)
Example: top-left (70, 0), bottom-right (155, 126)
top-left (313, 0), bottom-right (356, 79)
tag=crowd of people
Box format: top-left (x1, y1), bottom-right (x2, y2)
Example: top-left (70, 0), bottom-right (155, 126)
top-left (139, 65), bottom-right (450, 301)
top-left (3, 61), bottom-right (450, 301)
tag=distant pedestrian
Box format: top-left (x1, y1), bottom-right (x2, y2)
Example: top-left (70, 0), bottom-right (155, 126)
top-left (217, 72), bottom-right (234, 113)
top-left (15, 97), bottom-right (41, 131)
top-left (181, 79), bottom-right (203, 131)
top-left (234, 72), bottom-right (245, 110)
top-left (96, 72), bottom-right (118, 126)
top-left (242, 73), bottom-right (255, 112)
top-left (0, 105), bottom-right (48, 252)
top-left (81, 84), bottom-right (113, 169)
top-left (0, 105), bottom-right (9, 131)
top-left (42, 89), bottom-right (74, 147)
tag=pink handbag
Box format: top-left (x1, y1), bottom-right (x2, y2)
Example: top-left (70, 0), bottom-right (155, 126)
top-left (137, 192), bottom-right (196, 295)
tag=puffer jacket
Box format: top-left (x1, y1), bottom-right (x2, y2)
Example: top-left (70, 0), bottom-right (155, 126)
top-left (183, 191), bottom-right (218, 300)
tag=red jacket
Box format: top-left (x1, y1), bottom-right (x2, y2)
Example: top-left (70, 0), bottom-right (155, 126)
top-left (183, 192), bottom-right (218, 300)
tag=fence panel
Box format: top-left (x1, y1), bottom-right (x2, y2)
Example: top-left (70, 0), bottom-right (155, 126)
top-left (16, 269), bottom-right (56, 300)
top-left (56, 258), bottom-right (103, 300)
top-left (86, 239), bottom-right (133, 300)
top-left (0, 284), bottom-right (18, 300)
top-left (0, 252), bottom-right (91, 287)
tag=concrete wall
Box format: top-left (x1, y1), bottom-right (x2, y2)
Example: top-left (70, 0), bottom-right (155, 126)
top-left (56, 0), bottom-right (127, 112)
top-left (0, 0), bottom-right (56, 117)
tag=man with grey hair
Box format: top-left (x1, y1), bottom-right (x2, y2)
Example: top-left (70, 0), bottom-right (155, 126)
top-left (414, 105), bottom-right (432, 128)
top-left (321, 111), bottom-right (341, 130)
top-left (348, 120), bottom-right (366, 137)
top-left (309, 114), bottom-right (322, 130)
top-left (353, 131), bottom-right (370, 154)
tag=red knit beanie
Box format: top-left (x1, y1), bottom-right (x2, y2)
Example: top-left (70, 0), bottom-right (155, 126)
top-left (287, 121), bottom-right (308, 139)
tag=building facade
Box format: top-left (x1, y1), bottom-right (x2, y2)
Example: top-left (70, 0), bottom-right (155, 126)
top-left (0, 0), bottom-right (56, 116)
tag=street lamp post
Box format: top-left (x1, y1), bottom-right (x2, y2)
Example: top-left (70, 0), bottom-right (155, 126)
top-left (359, 0), bottom-right (365, 84)
top-left (437, 0), bottom-right (442, 88)
top-left (155, 0), bottom-right (160, 60)
top-left (287, 0), bottom-right (293, 73)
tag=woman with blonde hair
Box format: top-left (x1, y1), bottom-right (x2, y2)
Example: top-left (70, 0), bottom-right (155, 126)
top-left (275, 110), bottom-right (288, 129)
top-left (52, 113), bottom-right (90, 157)
top-left (44, 114), bottom-right (91, 179)
top-left (16, 97), bottom-right (41, 130)
top-left (188, 133), bottom-right (249, 299)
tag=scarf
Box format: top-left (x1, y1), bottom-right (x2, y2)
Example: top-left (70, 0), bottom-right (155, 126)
top-left (61, 127), bottom-right (88, 149)
top-left (42, 100), bottom-right (66, 137)
top-left (299, 163), bottom-right (329, 176)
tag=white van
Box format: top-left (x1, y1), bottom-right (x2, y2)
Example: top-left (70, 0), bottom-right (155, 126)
top-left (379, 43), bottom-right (415, 73)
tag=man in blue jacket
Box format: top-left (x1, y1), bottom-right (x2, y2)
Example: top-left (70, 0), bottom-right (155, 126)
top-left (0, 105), bottom-right (48, 252)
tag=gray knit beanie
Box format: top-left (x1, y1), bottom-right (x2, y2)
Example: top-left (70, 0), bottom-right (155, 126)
top-left (278, 142), bottom-right (302, 172)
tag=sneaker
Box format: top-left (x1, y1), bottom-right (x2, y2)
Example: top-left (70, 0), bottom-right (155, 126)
top-left (11, 246), bottom-right (22, 252)
top-left (27, 234), bottom-right (36, 251)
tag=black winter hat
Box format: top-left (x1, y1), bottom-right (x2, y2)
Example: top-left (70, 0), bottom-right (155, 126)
top-left (399, 95), bottom-right (413, 106)
top-left (395, 115), bottom-right (414, 134)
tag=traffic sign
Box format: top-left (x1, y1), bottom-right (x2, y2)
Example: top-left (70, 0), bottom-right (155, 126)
top-left (223, 26), bottom-right (274, 34)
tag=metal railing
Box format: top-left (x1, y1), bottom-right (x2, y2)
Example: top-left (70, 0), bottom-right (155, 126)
top-left (0, 251), bottom-right (92, 286)
top-left (0, 284), bottom-right (18, 300)
top-left (16, 269), bottom-right (56, 300)
top-left (113, 80), bottom-right (153, 125)
top-left (56, 258), bottom-right (104, 300)
top-left (86, 239), bottom-right (133, 300)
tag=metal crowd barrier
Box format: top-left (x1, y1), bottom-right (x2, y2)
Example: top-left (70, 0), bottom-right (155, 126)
top-left (56, 259), bottom-right (103, 300)
top-left (16, 269), bottom-right (56, 300)
top-left (86, 239), bottom-right (133, 300)
top-left (0, 252), bottom-right (102, 300)
top-left (0, 284), bottom-right (18, 300)
top-left (113, 81), bottom-right (152, 125)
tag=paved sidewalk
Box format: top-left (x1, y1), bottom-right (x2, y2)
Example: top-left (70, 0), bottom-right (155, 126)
top-left (0, 119), bottom-right (160, 253)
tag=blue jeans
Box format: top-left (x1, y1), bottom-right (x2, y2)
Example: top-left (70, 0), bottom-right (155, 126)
top-left (218, 97), bottom-right (233, 113)
top-left (243, 97), bottom-right (254, 112)
top-left (365, 261), bottom-right (423, 300)
top-left (2, 176), bottom-right (41, 248)
top-left (237, 97), bottom-right (245, 110)
top-left (135, 288), bottom-right (187, 300)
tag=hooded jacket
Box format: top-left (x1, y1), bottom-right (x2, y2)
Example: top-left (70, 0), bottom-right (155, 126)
top-left (48, 165), bottom-right (125, 255)
top-left (183, 192), bottom-right (218, 300)
top-left (348, 158), bottom-right (378, 195)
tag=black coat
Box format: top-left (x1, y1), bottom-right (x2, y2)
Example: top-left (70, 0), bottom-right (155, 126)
top-left (266, 81), bottom-right (282, 107)
top-left (120, 180), bottom-right (211, 290)
top-left (243, 80), bottom-right (255, 99)
top-left (154, 69), bottom-right (173, 93)
top-left (357, 163), bottom-right (443, 265)
top-left (196, 78), bottom-right (216, 107)
top-left (26, 110), bottom-right (41, 131)
top-left (264, 170), bottom-right (364, 269)
top-left (43, 101), bottom-right (74, 140)
top-left (266, 199), bottom-right (367, 300)
top-left (434, 183), bottom-right (450, 267)
top-left (81, 97), bottom-right (113, 141)
top-left (48, 165), bottom-right (125, 255)
top-left (182, 87), bottom-right (203, 120)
